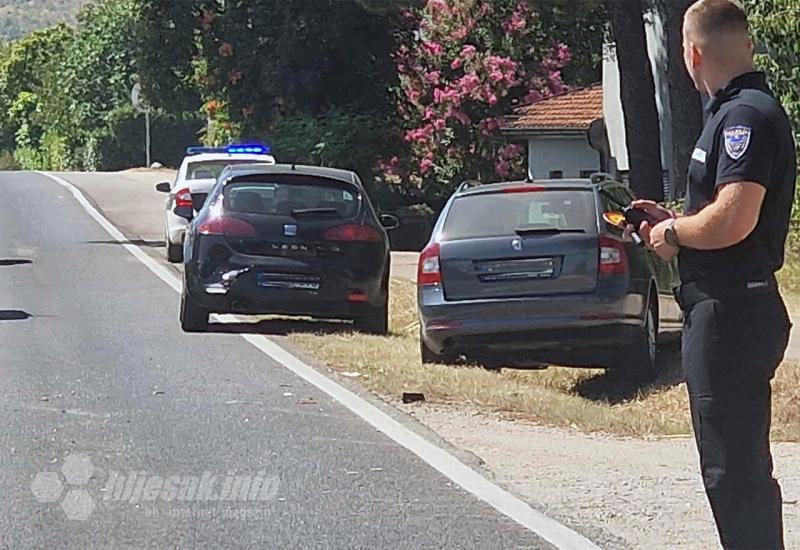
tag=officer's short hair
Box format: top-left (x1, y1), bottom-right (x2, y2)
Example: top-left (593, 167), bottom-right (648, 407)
top-left (685, 0), bottom-right (749, 44)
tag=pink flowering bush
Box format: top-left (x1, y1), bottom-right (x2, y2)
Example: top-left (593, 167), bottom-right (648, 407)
top-left (388, 0), bottom-right (571, 197)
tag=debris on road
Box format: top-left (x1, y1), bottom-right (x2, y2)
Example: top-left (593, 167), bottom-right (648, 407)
top-left (402, 392), bottom-right (425, 404)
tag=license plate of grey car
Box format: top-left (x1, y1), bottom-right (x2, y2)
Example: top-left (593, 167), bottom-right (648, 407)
top-left (475, 258), bottom-right (556, 281)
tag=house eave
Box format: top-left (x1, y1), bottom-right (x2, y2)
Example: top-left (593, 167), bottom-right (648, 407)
top-left (500, 127), bottom-right (589, 137)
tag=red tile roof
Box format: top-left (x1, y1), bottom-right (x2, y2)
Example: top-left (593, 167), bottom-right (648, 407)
top-left (503, 84), bottom-right (603, 131)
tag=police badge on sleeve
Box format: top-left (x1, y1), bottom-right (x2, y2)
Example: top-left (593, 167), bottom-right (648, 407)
top-left (723, 125), bottom-right (752, 160)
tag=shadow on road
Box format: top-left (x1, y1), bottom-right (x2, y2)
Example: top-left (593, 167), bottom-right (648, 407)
top-left (205, 316), bottom-right (351, 336)
top-left (0, 259), bottom-right (32, 266)
top-left (574, 341), bottom-right (683, 404)
top-left (0, 310), bottom-right (32, 321)
top-left (85, 239), bottom-right (166, 248)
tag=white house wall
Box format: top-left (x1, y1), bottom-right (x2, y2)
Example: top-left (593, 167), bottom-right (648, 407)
top-left (527, 136), bottom-right (600, 180)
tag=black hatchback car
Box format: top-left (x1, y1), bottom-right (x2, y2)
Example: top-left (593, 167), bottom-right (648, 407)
top-left (417, 174), bottom-right (683, 379)
top-left (177, 164), bottom-right (398, 334)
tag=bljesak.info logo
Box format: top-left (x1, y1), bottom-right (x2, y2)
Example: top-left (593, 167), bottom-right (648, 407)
top-left (31, 452), bottom-right (280, 521)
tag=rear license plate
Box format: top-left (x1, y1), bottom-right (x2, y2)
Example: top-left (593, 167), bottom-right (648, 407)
top-left (256, 273), bottom-right (320, 291)
top-left (474, 257), bottom-right (556, 282)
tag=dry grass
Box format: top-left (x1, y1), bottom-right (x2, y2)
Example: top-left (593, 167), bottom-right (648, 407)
top-left (778, 260), bottom-right (800, 296)
top-left (285, 278), bottom-right (800, 441)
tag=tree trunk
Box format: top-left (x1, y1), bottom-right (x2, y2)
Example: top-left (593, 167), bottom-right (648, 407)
top-left (605, 0), bottom-right (664, 201)
top-left (658, 0), bottom-right (703, 199)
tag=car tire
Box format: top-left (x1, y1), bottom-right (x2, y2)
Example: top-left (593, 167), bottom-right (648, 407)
top-left (621, 298), bottom-right (659, 382)
top-left (166, 239), bottom-right (183, 263)
top-left (180, 291), bottom-right (208, 332)
top-left (354, 300), bottom-right (389, 335)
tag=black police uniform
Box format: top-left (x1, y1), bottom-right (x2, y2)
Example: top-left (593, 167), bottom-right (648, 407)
top-left (680, 71), bottom-right (795, 549)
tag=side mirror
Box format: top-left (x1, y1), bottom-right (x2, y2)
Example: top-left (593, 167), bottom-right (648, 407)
top-left (155, 182), bottom-right (171, 193)
top-left (379, 213), bottom-right (401, 231)
top-left (173, 205), bottom-right (194, 220)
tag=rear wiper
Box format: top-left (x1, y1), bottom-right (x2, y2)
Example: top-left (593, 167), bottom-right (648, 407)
top-left (291, 208), bottom-right (341, 217)
top-left (514, 227), bottom-right (586, 235)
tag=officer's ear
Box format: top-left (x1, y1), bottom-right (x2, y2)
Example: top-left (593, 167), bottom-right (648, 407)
top-left (690, 42), bottom-right (704, 70)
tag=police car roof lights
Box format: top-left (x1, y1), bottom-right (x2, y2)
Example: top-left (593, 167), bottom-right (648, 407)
top-left (186, 144), bottom-right (271, 156)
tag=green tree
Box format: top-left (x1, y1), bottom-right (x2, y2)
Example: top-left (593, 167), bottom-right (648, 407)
top-left (52, 0), bottom-right (140, 141)
top-left (0, 24), bottom-right (73, 152)
top-left (135, 0), bottom-right (202, 114)
top-left (194, 0), bottom-right (398, 135)
top-left (745, 0), bottom-right (800, 140)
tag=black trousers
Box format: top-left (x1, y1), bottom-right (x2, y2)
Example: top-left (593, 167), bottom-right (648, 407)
top-left (681, 286), bottom-right (790, 550)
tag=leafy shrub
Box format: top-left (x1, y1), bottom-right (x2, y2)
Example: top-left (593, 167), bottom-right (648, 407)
top-left (269, 108), bottom-right (400, 197)
top-left (40, 132), bottom-right (72, 170)
top-left (96, 106), bottom-right (204, 170)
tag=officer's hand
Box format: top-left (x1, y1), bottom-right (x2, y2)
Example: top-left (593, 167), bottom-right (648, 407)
top-left (646, 219), bottom-right (679, 261)
top-left (630, 200), bottom-right (674, 224)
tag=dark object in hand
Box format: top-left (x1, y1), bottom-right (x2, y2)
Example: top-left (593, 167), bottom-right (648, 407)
top-left (623, 206), bottom-right (659, 229)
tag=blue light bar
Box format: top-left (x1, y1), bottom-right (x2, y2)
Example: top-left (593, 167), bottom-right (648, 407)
top-left (227, 144), bottom-right (271, 154)
top-left (186, 144), bottom-right (271, 156)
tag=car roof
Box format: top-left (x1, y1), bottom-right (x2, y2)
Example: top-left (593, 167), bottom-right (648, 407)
top-left (182, 153), bottom-right (276, 164)
top-left (221, 163), bottom-right (360, 186)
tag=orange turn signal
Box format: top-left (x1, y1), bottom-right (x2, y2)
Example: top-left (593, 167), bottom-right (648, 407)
top-left (602, 211), bottom-right (627, 228)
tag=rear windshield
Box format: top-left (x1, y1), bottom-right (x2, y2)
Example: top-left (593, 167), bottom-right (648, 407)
top-left (187, 160), bottom-right (265, 180)
top-left (442, 190), bottom-right (597, 240)
top-left (223, 176), bottom-right (360, 218)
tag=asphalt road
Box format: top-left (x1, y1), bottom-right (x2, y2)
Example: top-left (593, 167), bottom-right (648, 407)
top-left (0, 171), bottom-right (564, 548)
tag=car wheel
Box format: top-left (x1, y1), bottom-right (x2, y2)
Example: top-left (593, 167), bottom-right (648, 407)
top-left (166, 238), bottom-right (183, 263)
top-left (180, 291), bottom-right (208, 332)
top-left (354, 300), bottom-right (389, 335)
top-left (621, 299), bottom-right (658, 382)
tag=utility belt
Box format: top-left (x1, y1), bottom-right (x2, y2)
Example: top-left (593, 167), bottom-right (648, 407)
top-left (674, 275), bottom-right (778, 311)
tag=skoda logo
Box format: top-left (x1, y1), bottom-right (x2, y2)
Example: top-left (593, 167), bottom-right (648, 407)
top-left (511, 238), bottom-right (523, 251)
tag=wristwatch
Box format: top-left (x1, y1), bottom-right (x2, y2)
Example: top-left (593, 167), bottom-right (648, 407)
top-left (664, 218), bottom-right (680, 248)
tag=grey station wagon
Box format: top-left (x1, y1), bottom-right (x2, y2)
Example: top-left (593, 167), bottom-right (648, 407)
top-left (417, 175), bottom-right (683, 379)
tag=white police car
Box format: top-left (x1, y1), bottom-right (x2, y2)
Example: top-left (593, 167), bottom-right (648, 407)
top-left (155, 144), bottom-right (276, 262)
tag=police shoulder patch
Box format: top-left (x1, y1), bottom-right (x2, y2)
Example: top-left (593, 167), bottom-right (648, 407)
top-left (723, 125), bottom-right (752, 160)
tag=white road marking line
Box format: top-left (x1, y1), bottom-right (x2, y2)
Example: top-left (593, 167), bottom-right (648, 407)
top-left (39, 171), bottom-right (600, 550)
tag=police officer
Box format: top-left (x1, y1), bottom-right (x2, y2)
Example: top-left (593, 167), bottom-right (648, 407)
top-left (631, 1), bottom-right (795, 548)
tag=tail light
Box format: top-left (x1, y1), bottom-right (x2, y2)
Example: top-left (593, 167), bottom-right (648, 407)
top-left (598, 235), bottom-right (628, 275)
top-left (323, 224), bottom-right (381, 242)
top-left (347, 291), bottom-right (369, 303)
top-left (418, 243), bottom-right (441, 286)
top-left (174, 187), bottom-right (193, 208)
top-left (198, 217), bottom-right (257, 237)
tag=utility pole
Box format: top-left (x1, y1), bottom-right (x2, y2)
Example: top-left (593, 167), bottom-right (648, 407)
top-left (131, 82), bottom-right (152, 167)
